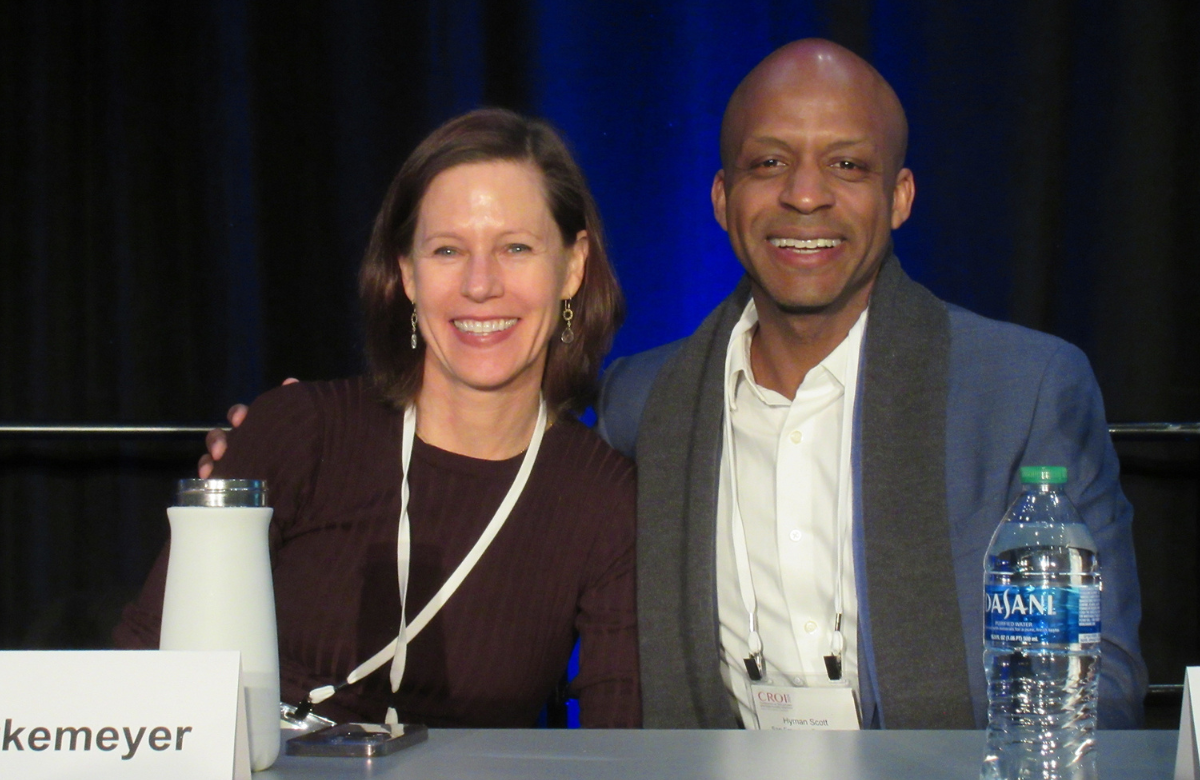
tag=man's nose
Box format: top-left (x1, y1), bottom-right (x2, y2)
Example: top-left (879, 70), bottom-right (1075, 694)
top-left (461, 252), bottom-right (504, 301)
top-left (779, 162), bottom-right (835, 213)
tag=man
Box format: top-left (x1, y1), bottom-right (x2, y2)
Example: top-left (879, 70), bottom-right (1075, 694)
top-left (595, 39), bottom-right (1145, 729)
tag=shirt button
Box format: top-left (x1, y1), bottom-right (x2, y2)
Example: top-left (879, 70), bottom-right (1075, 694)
top-left (789, 430), bottom-right (802, 444)
top-left (804, 621), bottom-right (818, 634)
top-left (789, 529), bottom-right (802, 542)
top-left (792, 676), bottom-right (804, 686)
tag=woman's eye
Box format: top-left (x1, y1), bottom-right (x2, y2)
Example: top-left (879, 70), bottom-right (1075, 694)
top-left (433, 246), bottom-right (458, 256)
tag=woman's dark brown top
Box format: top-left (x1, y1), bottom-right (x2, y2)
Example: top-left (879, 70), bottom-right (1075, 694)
top-left (113, 377), bottom-right (641, 727)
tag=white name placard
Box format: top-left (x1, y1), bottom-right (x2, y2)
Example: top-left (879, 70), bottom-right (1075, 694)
top-left (749, 683), bottom-right (860, 730)
top-left (1176, 667), bottom-right (1200, 780)
top-left (0, 650), bottom-right (249, 779)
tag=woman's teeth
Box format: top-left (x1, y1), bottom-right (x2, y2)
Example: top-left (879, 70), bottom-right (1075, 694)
top-left (453, 318), bottom-right (518, 334)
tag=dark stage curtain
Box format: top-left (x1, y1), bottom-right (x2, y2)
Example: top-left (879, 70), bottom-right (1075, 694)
top-left (2, 0), bottom-right (1197, 715)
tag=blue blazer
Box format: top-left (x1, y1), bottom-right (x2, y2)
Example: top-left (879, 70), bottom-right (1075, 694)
top-left (596, 257), bottom-right (1146, 729)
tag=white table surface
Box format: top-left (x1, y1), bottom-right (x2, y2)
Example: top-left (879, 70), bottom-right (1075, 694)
top-left (259, 728), bottom-right (1179, 779)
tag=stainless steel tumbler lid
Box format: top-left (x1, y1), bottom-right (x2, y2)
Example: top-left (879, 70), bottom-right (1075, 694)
top-left (175, 478), bottom-right (269, 507)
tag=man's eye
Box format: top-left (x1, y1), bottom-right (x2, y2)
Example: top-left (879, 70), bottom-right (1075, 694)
top-left (830, 159), bottom-right (872, 180)
top-left (507, 243), bottom-right (532, 254)
top-left (832, 159), bottom-right (873, 175)
top-left (755, 158), bottom-right (784, 169)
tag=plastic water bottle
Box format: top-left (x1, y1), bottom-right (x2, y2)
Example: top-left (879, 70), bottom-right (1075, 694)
top-left (981, 466), bottom-right (1101, 780)
top-left (160, 479), bottom-right (280, 771)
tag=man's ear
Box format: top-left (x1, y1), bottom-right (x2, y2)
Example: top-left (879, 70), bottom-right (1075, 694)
top-left (711, 170), bottom-right (729, 232)
top-left (890, 168), bottom-right (915, 230)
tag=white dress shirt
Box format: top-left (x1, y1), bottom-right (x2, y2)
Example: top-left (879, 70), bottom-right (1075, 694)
top-left (716, 298), bottom-right (867, 728)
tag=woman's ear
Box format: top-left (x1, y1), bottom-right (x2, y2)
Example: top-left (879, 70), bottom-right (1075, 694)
top-left (562, 230), bottom-right (588, 299)
top-left (399, 256), bottom-right (416, 301)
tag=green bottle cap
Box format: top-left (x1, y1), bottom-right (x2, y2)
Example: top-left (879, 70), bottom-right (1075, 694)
top-left (1019, 466), bottom-right (1067, 484)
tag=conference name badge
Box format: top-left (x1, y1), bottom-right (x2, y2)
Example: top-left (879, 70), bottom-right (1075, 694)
top-left (0, 650), bottom-right (250, 779)
top-left (750, 682), bottom-right (860, 730)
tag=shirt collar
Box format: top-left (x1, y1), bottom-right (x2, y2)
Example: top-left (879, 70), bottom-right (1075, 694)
top-left (725, 298), bottom-right (869, 410)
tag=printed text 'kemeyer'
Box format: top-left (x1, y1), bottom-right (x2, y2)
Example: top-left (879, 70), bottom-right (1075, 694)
top-left (3, 719), bottom-right (193, 760)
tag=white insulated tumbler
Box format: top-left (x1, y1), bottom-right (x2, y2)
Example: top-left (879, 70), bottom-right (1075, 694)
top-left (160, 478), bottom-right (280, 771)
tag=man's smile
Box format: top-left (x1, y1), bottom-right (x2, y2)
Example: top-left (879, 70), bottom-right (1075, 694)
top-left (769, 237), bottom-right (844, 253)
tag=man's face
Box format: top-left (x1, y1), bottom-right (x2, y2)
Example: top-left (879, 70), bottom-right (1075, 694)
top-left (713, 70), bottom-right (914, 316)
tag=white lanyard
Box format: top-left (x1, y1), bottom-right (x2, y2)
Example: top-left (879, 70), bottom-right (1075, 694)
top-left (722, 371), bottom-right (854, 685)
top-left (828, 371), bottom-right (856, 679)
top-left (722, 401), bottom-right (766, 680)
top-left (299, 397), bottom-right (548, 716)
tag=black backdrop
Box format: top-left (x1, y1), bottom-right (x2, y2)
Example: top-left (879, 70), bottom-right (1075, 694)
top-left (2, 0), bottom-right (1197, 717)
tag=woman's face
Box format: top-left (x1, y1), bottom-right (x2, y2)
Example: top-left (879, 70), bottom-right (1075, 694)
top-left (401, 160), bottom-right (586, 401)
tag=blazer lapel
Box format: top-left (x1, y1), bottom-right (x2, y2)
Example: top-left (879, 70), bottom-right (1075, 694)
top-left (857, 256), bottom-right (975, 728)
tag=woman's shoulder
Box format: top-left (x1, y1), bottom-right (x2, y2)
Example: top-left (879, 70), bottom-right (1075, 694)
top-left (540, 416), bottom-right (636, 492)
top-left (235, 376), bottom-right (397, 444)
top-left (214, 377), bottom-right (402, 524)
top-left (219, 376), bottom-right (398, 473)
top-left (247, 376), bottom-right (393, 422)
top-left (538, 418), bottom-right (637, 591)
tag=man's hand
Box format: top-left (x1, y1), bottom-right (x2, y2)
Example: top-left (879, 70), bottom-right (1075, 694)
top-left (197, 378), bottom-right (299, 478)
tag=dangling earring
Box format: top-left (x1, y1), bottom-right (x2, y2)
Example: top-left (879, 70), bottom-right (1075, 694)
top-left (560, 299), bottom-right (575, 344)
top-left (410, 304), bottom-right (419, 349)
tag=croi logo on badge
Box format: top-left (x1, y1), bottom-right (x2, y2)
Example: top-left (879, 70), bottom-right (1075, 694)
top-left (986, 588), bottom-right (1056, 620)
top-left (757, 691), bottom-right (791, 704)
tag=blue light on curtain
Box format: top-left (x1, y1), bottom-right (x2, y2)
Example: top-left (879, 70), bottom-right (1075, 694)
top-left (531, 1), bottom-right (837, 360)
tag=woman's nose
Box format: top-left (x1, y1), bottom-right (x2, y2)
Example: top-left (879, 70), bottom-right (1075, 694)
top-left (461, 252), bottom-right (504, 301)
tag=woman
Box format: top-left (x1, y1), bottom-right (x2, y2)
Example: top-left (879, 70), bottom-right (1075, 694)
top-left (114, 109), bottom-right (640, 728)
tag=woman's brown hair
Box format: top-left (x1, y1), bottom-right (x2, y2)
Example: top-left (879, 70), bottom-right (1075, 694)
top-left (359, 108), bottom-right (624, 417)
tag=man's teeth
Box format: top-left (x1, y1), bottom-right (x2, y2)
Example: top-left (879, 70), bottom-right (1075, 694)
top-left (770, 237), bottom-right (842, 250)
top-left (453, 318), bottom-right (517, 334)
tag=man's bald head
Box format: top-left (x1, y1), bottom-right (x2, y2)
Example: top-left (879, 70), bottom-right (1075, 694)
top-left (719, 39), bottom-right (908, 175)
top-left (710, 37), bottom-right (916, 329)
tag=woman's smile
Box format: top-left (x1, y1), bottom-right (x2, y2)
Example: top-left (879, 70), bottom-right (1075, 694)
top-left (453, 318), bottom-right (519, 335)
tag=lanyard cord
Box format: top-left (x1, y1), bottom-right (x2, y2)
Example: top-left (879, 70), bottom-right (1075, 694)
top-left (723, 399), bottom-right (765, 680)
top-left (296, 397), bottom-right (548, 717)
top-left (826, 384), bottom-right (852, 679)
